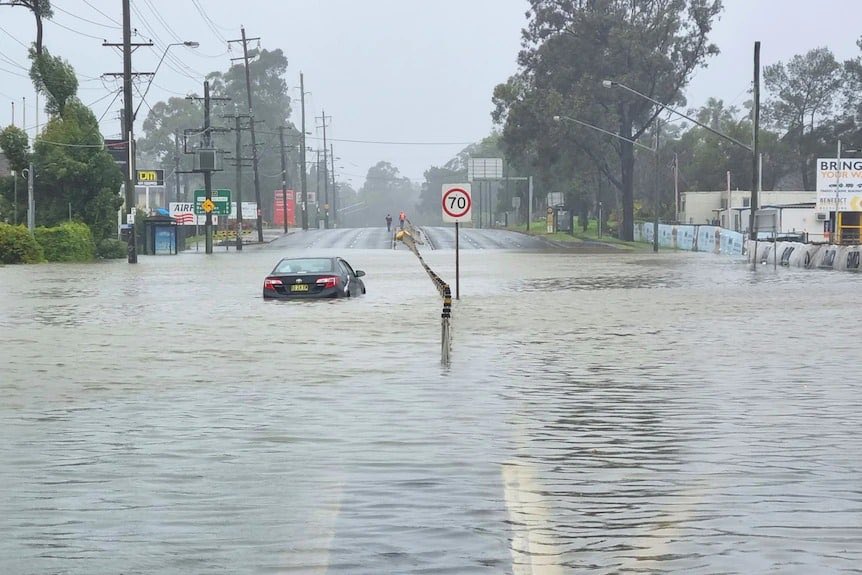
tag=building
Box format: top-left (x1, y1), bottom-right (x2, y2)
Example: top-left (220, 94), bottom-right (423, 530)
top-left (680, 190), bottom-right (822, 239)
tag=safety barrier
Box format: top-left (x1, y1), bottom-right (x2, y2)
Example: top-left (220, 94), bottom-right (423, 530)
top-left (747, 239), bottom-right (862, 272)
top-left (395, 220), bottom-right (452, 363)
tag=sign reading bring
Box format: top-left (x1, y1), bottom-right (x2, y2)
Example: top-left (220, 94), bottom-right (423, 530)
top-left (442, 184), bottom-right (472, 223)
top-left (816, 158), bottom-right (862, 212)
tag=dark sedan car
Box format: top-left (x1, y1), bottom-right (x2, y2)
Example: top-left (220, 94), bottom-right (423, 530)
top-left (262, 256), bottom-right (366, 299)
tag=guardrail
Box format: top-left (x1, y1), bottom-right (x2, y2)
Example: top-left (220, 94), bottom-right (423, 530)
top-left (395, 220), bottom-right (452, 364)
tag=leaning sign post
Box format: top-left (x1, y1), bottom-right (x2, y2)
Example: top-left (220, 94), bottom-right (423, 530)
top-left (442, 183), bottom-right (472, 300)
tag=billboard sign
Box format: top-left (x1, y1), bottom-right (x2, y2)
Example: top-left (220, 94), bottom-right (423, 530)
top-left (169, 202), bottom-right (216, 225)
top-left (273, 189), bottom-right (297, 226)
top-left (468, 157), bottom-right (503, 181)
top-left (136, 169), bottom-right (164, 186)
top-left (816, 158), bottom-right (862, 212)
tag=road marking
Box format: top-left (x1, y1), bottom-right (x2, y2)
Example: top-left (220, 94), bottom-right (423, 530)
top-left (502, 462), bottom-right (567, 574)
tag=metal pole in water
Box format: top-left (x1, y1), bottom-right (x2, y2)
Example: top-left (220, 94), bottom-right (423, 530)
top-left (455, 221), bottom-right (460, 300)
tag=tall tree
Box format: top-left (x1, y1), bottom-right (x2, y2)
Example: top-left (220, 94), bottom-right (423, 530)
top-left (33, 101), bottom-right (123, 239)
top-left (352, 161), bottom-right (416, 227)
top-left (29, 47), bottom-right (78, 115)
top-left (494, 0), bottom-right (722, 240)
top-left (764, 47), bottom-right (844, 190)
top-left (1, 0), bottom-right (52, 57)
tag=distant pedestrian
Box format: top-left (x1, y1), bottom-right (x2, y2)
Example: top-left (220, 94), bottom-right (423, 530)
top-left (385, 213), bottom-right (393, 232)
top-left (399, 210), bottom-right (406, 230)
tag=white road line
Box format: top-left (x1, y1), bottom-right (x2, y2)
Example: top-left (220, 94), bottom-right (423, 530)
top-left (502, 462), bottom-right (567, 574)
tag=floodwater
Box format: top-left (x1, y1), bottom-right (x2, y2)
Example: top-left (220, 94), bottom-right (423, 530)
top-left (1, 240), bottom-right (861, 574)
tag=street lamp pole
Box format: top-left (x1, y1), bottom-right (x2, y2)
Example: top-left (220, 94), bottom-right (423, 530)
top-left (603, 41), bottom-right (761, 241)
top-left (133, 41), bottom-right (198, 123)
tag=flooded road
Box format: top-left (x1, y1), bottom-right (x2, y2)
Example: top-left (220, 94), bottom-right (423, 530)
top-left (2, 233), bottom-right (861, 574)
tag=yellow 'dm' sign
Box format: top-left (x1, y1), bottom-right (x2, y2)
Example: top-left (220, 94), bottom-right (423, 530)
top-left (201, 199), bottom-right (215, 213)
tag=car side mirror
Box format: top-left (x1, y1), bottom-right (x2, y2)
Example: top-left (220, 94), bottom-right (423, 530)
top-left (355, 270), bottom-right (366, 278)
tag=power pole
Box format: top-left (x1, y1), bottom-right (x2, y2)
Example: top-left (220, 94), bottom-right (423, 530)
top-left (749, 40), bottom-right (761, 240)
top-left (278, 125), bottom-right (289, 234)
top-left (184, 81), bottom-right (230, 254)
top-left (103, 0), bottom-right (152, 263)
top-left (203, 82), bottom-right (214, 254)
top-left (174, 130), bottom-right (181, 203)
top-left (653, 119), bottom-right (660, 253)
top-left (299, 72), bottom-right (308, 230)
top-left (234, 113), bottom-right (244, 250)
top-left (317, 111), bottom-right (332, 228)
top-left (316, 147), bottom-right (321, 228)
top-left (228, 27), bottom-right (264, 242)
top-left (330, 142), bottom-right (337, 228)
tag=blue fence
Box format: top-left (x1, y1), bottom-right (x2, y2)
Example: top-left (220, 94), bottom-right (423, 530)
top-left (633, 222), bottom-right (745, 256)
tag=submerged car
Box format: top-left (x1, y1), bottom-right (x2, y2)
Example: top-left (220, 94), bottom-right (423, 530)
top-left (262, 256), bottom-right (366, 299)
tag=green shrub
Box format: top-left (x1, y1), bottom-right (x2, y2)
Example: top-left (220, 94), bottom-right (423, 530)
top-left (96, 238), bottom-right (127, 259)
top-left (0, 223), bottom-right (43, 264)
top-left (34, 221), bottom-right (95, 262)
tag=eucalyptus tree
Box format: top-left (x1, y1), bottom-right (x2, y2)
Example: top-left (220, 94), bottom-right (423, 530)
top-left (493, 0), bottom-right (722, 240)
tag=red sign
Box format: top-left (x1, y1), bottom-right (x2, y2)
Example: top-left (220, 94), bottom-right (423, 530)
top-left (273, 189), bottom-right (296, 226)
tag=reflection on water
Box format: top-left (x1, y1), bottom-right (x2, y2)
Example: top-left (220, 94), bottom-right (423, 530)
top-left (1, 249), bottom-right (861, 574)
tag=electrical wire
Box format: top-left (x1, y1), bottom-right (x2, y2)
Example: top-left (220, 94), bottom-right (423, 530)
top-left (0, 25), bottom-right (29, 48)
top-left (52, 3), bottom-right (121, 29)
top-left (82, 0), bottom-right (121, 26)
top-left (45, 17), bottom-right (108, 41)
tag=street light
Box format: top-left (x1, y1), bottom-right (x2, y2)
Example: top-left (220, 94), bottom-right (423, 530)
top-left (133, 41), bottom-right (199, 121)
top-left (553, 114), bottom-right (660, 252)
top-left (602, 76), bottom-right (760, 242)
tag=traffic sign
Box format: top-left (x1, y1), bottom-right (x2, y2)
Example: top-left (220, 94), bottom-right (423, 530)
top-left (194, 189), bottom-right (231, 215)
top-left (442, 184), bottom-right (472, 223)
top-left (202, 199), bottom-right (215, 213)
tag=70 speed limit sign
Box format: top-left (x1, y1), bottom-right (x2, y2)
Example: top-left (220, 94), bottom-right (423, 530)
top-left (442, 184), bottom-right (472, 223)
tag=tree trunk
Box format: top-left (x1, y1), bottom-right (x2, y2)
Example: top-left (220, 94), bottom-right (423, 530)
top-left (34, 10), bottom-right (43, 57)
top-left (618, 110), bottom-right (635, 242)
top-left (620, 141), bottom-right (635, 241)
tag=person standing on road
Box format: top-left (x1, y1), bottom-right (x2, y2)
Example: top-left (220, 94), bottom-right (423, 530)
top-left (399, 210), bottom-right (406, 230)
top-left (385, 213), bottom-right (393, 232)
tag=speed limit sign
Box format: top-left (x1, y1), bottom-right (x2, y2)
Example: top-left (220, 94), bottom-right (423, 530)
top-left (442, 184), bottom-right (472, 223)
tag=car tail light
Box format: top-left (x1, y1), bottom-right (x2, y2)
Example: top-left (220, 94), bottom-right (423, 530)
top-left (316, 276), bottom-right (338, 288)
top-left (264, 277), bottom-right (283, 290)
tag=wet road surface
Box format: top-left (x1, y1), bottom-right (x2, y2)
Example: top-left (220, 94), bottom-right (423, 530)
top-left (1, 236), bottom-right (861, 574)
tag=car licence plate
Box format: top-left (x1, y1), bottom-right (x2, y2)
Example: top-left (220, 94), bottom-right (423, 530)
top-left (290, 284), bottom-right (309, 292)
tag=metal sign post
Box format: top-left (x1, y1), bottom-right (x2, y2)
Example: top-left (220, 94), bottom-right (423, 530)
top-left (442, 184), bottom-right (472, 300)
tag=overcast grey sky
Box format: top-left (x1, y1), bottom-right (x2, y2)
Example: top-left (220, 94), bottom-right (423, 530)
top-left (1, 0), bottom-right (860, 189)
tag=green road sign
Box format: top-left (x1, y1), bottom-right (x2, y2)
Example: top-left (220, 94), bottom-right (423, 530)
top-left (194, 189), bottom-right (231, 215)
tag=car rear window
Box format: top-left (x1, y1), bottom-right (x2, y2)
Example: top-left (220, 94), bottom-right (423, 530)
top-left (274, 258), bottom-right (334, 274)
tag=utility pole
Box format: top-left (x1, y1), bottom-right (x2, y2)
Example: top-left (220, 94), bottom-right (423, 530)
top-left (184, 81), bottom-right (229, 254)
top-left (122, 0), bottom-right (135, 262)
top-left (203, 82), bottom-right (214, 254)
top-left (653, 119), bottom-right (660, 253)
top-left (749, 40), bottom-right (761, 241)
top-left (174, 131), bottom-right (181, 203)
top-left (317, 111), bottom-right (331, 228)
top-left (330, 142), bottom-right (337, 228)
top-left (316, 147), bottom-right (321, 228)
top-left (235, 112), bottom-right (245, 250)
top-left (299, 72), bottom-right (309, 230)
top-left (278, 125), bottom-right (289, 234)
top-left (229, 27), bottom-right (264, 242)
top-left (103, 0), bottom-right (152, 263)
top-left (673, 153), bottom-right (679, 223)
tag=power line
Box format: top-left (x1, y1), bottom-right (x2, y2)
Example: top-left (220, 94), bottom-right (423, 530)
top-left (45, 17), bottom-right (108, 41)
top-left (0, 25), bottom-right (29, 49)
top-left (82, 0), bottom-right (122, 26)
top-left (191, 0), bottom-right (231, 39)
top-left (52, 3), bottom-right (121, 29)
